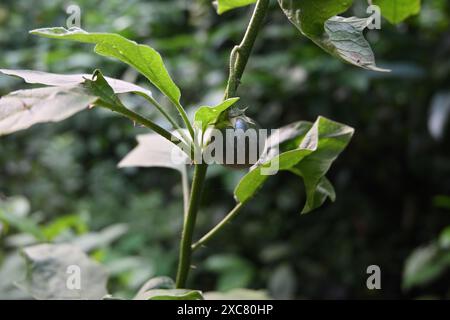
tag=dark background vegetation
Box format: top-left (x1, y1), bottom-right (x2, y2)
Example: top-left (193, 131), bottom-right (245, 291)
top-left (1, 0), bottom-right (449, 299)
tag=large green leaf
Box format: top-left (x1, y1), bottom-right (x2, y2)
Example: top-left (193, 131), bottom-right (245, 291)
top-left (278, 0), bottom-right (353, 38)
top-left (215, 0), bottom-right (257, 14)
top-left (194, 97), bottom-right (240, 133)
top-left (290, 116), bottom-right (354, 213)
top-left (372, 0), bottom-right (421, 24)
top-left (17, 244), bottom-right (108, 300)
top-left (278, 1), bottom-right (388, 72)
top-left (234, 116), bottom-right (353, 213)
top-left (30, 27), bottom-right (181, 106)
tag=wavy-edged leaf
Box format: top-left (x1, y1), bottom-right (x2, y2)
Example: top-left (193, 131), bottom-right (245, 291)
top-left (194, 97), bottom-right (240, 133)
top-left (278, 0), bottom-right (388, 72)
top-left (17, 244), bottom-right (108, 300)
top-left (372, 0), bottom-right (421, 24)
top-left (134, 289), bottom-right (203, 300)
top-left (30, 27), bottom-right (181, 106)
top-left (215, 0), bottom-right (257, 14)
top-left (235, 116), bottom-right (353, 213)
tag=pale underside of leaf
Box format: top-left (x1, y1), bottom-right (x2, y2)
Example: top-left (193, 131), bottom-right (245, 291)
top-left (277, 0), bottom-right (389, 72)
top-left (0, 69), bottom-right (154, 136)
top-left (319, 16), bottom-right (390, 72)
top-left (118, 133), bottom-right (188, 171)
top-left (0, 86), bottom-right (95, 136)
top-left (0, 69), bottom-right (153, 97)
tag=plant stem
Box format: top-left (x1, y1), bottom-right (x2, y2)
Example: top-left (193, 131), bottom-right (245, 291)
top-left (175, 163), bottom-right (208, 288)
top-left (96, 100), bottom-right (191, 156)
top-left (140, 94), bottom-right (193, 150)
top-left (191, 202), bottom-right (244, 251)
top-left (223, 0), bottom-right (270, 100)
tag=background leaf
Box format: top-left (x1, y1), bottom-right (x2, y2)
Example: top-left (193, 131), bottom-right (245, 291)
top-left (215, 0), bottom-right (257, 15)
top-left (18, 243), bottom-right (108, 300)
top-left (372, 0), bottom-right (421, 24)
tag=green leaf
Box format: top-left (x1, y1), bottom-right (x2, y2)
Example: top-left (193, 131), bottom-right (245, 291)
top-left (278, 0), bottom-right (354, 38)
top-left (83, 69), bottom-right (125, 107)
top-left (234, 116), bottom-right (353, 213)
top-left (372, 0), bottom-right (421, 24)
top-left (135, 289), bottom-right (203, 300)
top-left (290, 116), bottom-right (354, 213)
top-left (18, 244), bottom-right (108, 300)
top-left (215, 0), bottom-right (257, 14)
top-left (278, 1), bottom-right (389, 71)
top-left (194, 97), bottom-right (240, 133)
top-left (30, 27), bottom-right (181, 106)
top-left (403, 242), bottom-right (450, 290)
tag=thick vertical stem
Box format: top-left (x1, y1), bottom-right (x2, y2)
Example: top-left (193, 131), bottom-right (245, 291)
top-left (175, 163), bottom-right (208, 288)
top-left (224, 0), bottom-right (270, 99)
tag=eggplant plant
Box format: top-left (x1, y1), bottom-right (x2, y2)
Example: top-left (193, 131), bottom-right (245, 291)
top-left (0, 0), bottom-right (421, 299)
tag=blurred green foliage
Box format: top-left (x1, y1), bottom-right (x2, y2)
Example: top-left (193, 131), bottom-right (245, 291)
top-left (1, 0), bottom-right (450, 299)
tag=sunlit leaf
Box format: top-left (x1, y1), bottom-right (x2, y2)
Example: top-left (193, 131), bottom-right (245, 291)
top-left (17, 244), bottom-right (108, 300)
top-left (215, 0), bottom-right (257, 14)
top-left (30, 27), bottom-right (181, 106)
top-left (372, 0), bottom-right (421, 24)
